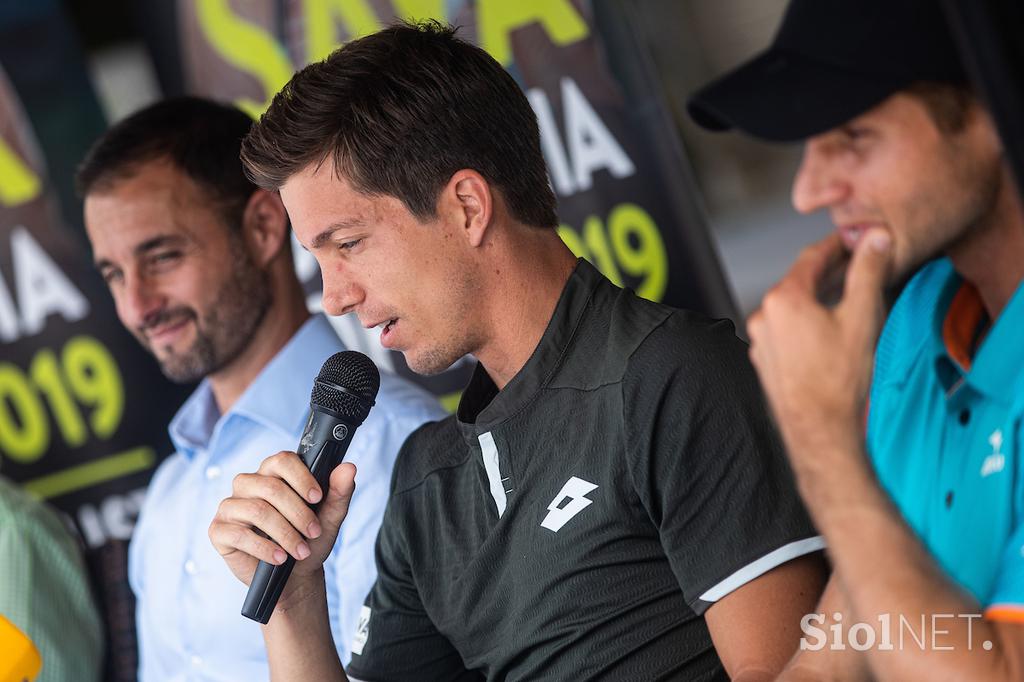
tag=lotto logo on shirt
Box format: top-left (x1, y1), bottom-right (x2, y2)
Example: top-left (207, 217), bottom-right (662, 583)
top-left (541, 477), bottom-right (599, 532)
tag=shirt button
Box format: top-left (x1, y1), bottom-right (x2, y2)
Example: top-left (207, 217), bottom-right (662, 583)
top-left (191, 655), bottom-right (203, 667)
top-left (945, 491), bottom-right (954, 509)
top-left (958, 409), bottom-right (970, 425)
top-left (184, 559), bottom-right (198, 575)
top-left (205, 465), bottom-right (222, 480)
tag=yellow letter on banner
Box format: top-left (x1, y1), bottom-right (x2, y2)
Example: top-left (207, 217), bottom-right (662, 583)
top-left (477, 0), bottom-right (589, 67)
top-left (0, 137), bottom-right (41, 207)
top-left (303, 0), bottom-right (382, 63)
top-left (392, 0), bottom-right (445, 22)
top-left (194, 0), bottom-right (294, 117)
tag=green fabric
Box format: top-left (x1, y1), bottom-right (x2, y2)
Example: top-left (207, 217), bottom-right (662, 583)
top-left (0, 476), bottom-right (103, 682)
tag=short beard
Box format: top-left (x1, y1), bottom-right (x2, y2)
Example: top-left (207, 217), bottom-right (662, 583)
top-left (150, 240), bottom-right (272, 383)
top-left (403, 265), bottom-right (479, 377)
top-left (405, 346), bottom-right (466, 377)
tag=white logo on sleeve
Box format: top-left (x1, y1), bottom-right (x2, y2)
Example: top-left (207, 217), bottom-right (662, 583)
top-left (981, 429), bottom-right (1005, 478)
top-left (541, 477), bottom-right (599, 532)
top-left (352, 606), bottom-right (371, 655)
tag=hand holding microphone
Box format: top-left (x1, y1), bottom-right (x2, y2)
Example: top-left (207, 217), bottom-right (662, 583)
top-left (209, 351), bottom-right (380, 623)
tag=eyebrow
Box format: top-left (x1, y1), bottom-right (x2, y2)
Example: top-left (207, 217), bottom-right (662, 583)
top-left (94, 235), bottom-right (187, 271)
top-left (310, 219), bottom-right (364, 250)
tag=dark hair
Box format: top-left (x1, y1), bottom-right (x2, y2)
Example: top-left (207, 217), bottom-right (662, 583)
top-left (241, 20), bottom-right (558, 228)
top-left (905, 81), bottom-right (976, 134)
top-left (76, 96), bottom-right (257, 228)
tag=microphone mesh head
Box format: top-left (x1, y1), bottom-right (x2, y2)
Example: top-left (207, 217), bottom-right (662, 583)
top-left (310, 351), bottom-right (380, 422)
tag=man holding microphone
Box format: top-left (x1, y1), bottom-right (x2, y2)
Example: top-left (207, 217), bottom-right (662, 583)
top-left (209, 20), bottom-right (828, 681)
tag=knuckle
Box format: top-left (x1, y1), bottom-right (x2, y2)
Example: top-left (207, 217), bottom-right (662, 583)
top-left (762, 289), bottom-right (782, 313)
top-left (259, 451), bottom-right (287, 472)
top-left (247, 498), bottom-right (270, 524)
top-left (231, 472), bottom-right (248, 492)
top-left (257, 475), bottom-right (285, 500)
top-left (747, 320), bottom-right (763, 343)
top-left (230, 526), bottom-right (248, 550)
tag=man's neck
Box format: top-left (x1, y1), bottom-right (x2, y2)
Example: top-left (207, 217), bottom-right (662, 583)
top-left (209, 286), bottom-right (311, 414)
top-left (473, 229), bottom-right (578, 391)
top-left (949, 172), bottom-right (1024, 320)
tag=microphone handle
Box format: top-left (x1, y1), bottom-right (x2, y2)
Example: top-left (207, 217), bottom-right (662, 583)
top-left (241, 424), bottom-right (347, 624)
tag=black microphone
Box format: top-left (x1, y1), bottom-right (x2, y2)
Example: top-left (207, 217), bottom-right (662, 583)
top-left (241, 350), bottom-right (380, 624)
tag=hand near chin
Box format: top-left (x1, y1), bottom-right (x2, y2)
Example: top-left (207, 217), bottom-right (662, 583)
top-left (208, 453), bottom-right (357, 607)
top-left (747, 229), bottom-right (893, 477)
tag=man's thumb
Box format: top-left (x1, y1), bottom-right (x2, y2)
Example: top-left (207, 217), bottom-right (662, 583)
top-left (841, 228), bottom-right (893, 323)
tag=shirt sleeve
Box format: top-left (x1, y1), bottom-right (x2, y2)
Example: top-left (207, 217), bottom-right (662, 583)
top-left (623, 313), bottom-right (823, 614)
top-left (985, 520), bottom-right (1024, 622)
top-left (0, 486), bottom-right (104, 682)
top-left (984, 420), bottom-right (1024, 622)
top-left (344, 481), bottom-right (481, 681)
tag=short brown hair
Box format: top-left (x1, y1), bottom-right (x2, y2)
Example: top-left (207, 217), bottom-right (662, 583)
top-left (77, 97), bottom-right (257, 230)
top-left (241, 20), bottom-right (558, 228)
top-left (905, 81), bottom-right (976, 134)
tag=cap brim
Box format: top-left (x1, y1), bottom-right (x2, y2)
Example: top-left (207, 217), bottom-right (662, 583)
top-left (687, 49), bottom-right (904, 142)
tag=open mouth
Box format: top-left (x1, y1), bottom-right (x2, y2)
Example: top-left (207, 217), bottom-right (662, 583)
top-left (837, 223), bottom-right (885, 252)
top-left (379, 318), bottom-right (398, 347)
top-left (839, 225), bottom-right (867, 251)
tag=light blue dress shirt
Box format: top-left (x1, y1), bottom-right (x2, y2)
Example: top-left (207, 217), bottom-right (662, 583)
top-left (128, 314), bottom-right (444, 681)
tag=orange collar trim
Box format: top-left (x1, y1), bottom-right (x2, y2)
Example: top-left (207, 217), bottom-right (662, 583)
top-left (942, 282), bottom-right (987, 371)
top-left (985, 605), bottom-right (1024, 624)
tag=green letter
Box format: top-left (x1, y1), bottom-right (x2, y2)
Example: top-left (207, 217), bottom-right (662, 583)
top-left (303, 0), bottom-right (382, 63)
top-left (195, 0), bottom-right (294, 117)
top-left (477, 0), bottom-right (589, 67)
top-left (0, 137), bottom-right (41, 207)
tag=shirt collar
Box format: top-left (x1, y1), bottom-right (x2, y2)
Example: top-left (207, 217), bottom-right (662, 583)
top-left (456, 258), bottom-right (601, 442)
top-left (168, 314), bottom-right (346, 457)
top-left (969, 275), bottom-right (1024, 399)
top-left (930, 266), bottom-right (1024, 401)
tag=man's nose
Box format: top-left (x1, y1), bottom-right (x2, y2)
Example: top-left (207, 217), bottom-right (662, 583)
top-left (321, 271), bottom-right (364, 318)
top-left (119, 272), bottom-right (165, 330)
top-left (791, 138), bottom-right (850, 215)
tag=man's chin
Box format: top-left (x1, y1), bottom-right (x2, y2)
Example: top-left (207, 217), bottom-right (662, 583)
top-left (152, 346), bottom-right (213, 384)
top-left (157, 360), bottom-right (206, 384)
top-left (403, 348), bottom-right (459, 377)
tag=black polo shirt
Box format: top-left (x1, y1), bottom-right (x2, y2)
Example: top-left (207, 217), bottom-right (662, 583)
top-left (347, 260), bottom-right (821, 681)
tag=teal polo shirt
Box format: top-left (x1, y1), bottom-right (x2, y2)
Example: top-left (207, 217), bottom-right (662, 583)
top-left (867, 258), bottom-right (1024, 622)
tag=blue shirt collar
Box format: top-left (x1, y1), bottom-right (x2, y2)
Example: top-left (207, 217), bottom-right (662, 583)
top-left (970, 275), bottom-right (1024, 399)
top-left (168, 314), bottom-right (346, 458)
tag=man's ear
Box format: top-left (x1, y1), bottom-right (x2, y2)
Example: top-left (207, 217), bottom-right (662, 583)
top-left (241, 189), bottom-right (289, 267)
top-left (444, 169), bottom-right (493, 248)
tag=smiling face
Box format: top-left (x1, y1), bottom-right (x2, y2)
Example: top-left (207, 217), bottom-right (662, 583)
top-left (84, 158), bottom-right (271, 383)
top-left (790, 92), bottom-right (1002, 282)
top-left (280, 158), bottom-right (482, 376)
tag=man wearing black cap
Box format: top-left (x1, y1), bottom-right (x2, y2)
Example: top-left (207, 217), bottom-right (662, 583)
top-left (689, 0), bottom-right (1024, 678)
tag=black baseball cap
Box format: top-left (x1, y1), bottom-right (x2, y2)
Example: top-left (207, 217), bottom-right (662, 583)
top-left (687, 0), bottom-right (969, 142)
